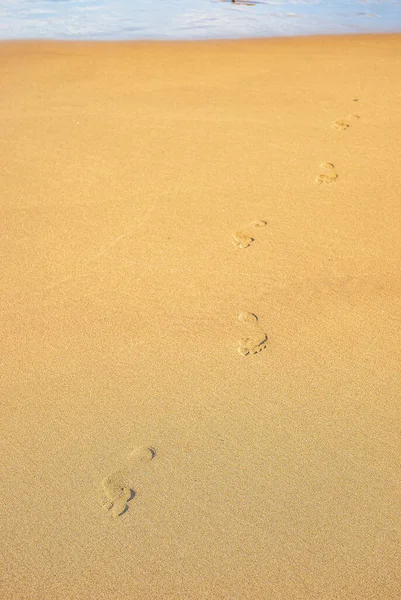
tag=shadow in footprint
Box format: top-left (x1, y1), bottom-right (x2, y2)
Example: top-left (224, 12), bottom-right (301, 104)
top-left (117, 489), bottom-right (136, 517)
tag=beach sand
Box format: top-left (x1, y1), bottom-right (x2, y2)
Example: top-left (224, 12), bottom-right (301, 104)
top-left (1, 35), bottom-right (400, 599)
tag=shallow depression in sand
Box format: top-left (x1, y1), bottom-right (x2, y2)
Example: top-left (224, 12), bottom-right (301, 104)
top-left (100, 447), bottom-right (156, 518)
top-left (237, 312), bottom-right (268, 356)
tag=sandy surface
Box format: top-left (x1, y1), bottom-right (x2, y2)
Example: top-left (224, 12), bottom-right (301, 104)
top-left (1, 35), bottom-right (400, 599)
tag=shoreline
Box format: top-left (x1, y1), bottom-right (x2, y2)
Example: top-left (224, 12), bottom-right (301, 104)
top-left (2, 30), bottom-right (401, 44)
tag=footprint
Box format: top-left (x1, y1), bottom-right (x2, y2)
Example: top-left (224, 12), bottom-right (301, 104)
top-left (100, 446), bottom-right (156, 518)
top-left (332, 114), bottom-right (360, 130)
top-left (232, 220), bottom-right (267, 249)
top-left (333, 119), bottom-right (350, 131)
top-left (232, 231), bottom-right (254, 249)
top-left (316, 162), bottom-right (338, 184)
top-left (237, 312), bottom-right (268, 356)
top-left (101, 470), bottom-right (133, 518)
top-left (128, 446), bottom-right (156, 462)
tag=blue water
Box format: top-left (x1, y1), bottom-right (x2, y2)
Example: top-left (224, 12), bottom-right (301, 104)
top-left (1, 0), bottom-right (400, 41)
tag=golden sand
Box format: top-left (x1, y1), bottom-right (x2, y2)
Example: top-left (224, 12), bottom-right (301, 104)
top-left (1, 35), bottom-right (400, 599)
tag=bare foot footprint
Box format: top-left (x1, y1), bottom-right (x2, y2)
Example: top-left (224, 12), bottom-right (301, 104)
top-left (333, 118), bottom-right (350, 131)
top-left (249, 219), bottom-right (267, 228)
top-left (316, 162), bottom-right (338, 184)
top-left (238, 312), bottom-right (268, 356)
top-left (232, 220), bottom-right (267, 249)
top-left (332, 114), bottom-right (360, 130)
top-left (232, 231), bottom-right (254, 249)
top-left (101, 470), bottom-right (133, 518)
top-left (100, 446), bottom-right (156, 518)
top-left (128, 446), bottom-right (156, 463)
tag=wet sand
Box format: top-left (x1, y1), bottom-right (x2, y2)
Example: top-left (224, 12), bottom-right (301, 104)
top-left (1, 35), bottom-right (400, 599)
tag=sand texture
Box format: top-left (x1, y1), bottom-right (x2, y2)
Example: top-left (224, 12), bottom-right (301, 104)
top-left (1, 35), bottom-right (400, 599)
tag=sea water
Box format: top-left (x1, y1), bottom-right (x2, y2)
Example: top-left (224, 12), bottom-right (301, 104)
top-left (1, 0), bottom-right (400, 41)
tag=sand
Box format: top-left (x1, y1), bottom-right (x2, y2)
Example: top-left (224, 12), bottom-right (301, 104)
top-left (1, 34), bottom-right (400, 599)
